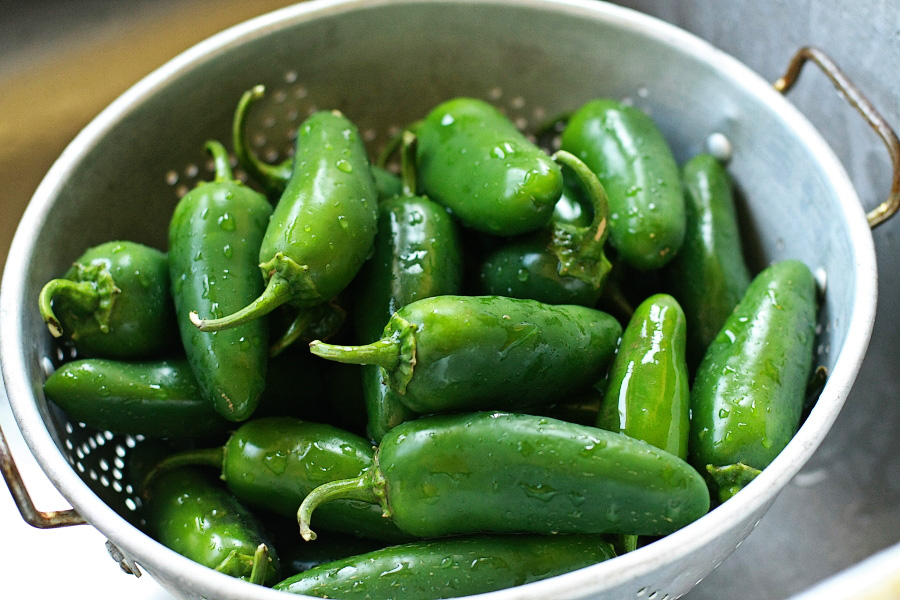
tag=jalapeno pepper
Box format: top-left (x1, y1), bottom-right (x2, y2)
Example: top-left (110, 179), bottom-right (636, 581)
top-left (232, 85), bottom-right (401, 202)
top-left (689, 259), bottom-right (817, 502)
top-left (298, 411), bottom-right (710, 540)
top-left (194, 105), bottom-right (378, 332)
top-left (352, 131), bottom-right (463, 344)
top-left (274, 534), bottom-right (617, 598)
top-left (477, 150), bottom-right (612, 306)
top-left (142, 465), bottom-right (280, 584)
top-left (38, 241), bottom-right (175, 359)
top-left (143, 417), bottom-right (410, 542)
top-left (560, 98), bottom-right (686, 270)
top-left (665, 154), bottom-right (751, 367)
top-left (168, 140), bottom-right (272, 422)
top-left (596, 293), bottom-right (690, 459)
top-left (415, 97), bottom-right (563, 236)
top-left (351, 132), bottom-right (464, 440)
top-left (43, 358), bottom-right (229, 438)
top-left (309, 295), bottom-right (622, 418)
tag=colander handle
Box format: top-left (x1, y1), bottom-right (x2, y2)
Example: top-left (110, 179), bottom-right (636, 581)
top-left (774, 46), bottom-right (900, 229)
top-left (0, 423), bottom-right (86, 528)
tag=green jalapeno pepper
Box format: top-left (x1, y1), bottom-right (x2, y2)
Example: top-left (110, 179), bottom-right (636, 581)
top-left (194, 105), bottom-right (378, 332)
top-left (43, 358), bottom-right (229, 438)
top-left (352, 132), bottom-right (464, 441)
top-left (232, 85), bottom-right (401, 202)
top-left (168, 140), bottom-right (272, 422)
top-left (596, 293), bottom-right (690, 459)
top-left (415, 97), bottom-right (563, 236)
top-left (274, 534), bottom-right (617, 598)
top-left (142, 466), bottom-right (280, 585)
top-left (38, 241), bottom-right (175, 359)
top-left (689, 259), bottom-right (817, 502)
top-left (352, 131), bottom-right (464, 344)
top-left (298, 411), bottom-right (710, 540)
top-left (560, 98), bottom-right (686, 270)
top-left (143, 417), bottom-right (410, 542)
top-left (477, 150), bottom-right (612, 306)
top-left (309, 295), bottom-right (622, 418)
top-left (665, 154), bottom-right (751, 368)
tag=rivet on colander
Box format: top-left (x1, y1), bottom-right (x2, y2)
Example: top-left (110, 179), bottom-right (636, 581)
top-left (105, 540), bottom-right (142, 578)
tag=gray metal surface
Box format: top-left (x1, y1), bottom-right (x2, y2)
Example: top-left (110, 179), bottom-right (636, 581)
top-left (608, 2), bottom-right (900, 597)
top-left (0, 0), bottom-right (897, 599)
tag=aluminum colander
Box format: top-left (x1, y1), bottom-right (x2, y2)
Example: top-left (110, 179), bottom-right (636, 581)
top-left (1, 1), bottom-right (898, 599)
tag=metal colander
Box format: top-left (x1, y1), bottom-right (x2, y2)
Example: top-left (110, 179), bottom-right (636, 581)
top-left (1, 1), bottom-right (897, 599)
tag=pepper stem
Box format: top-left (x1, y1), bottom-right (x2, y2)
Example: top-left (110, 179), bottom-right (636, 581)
top-left (548, 150), bottom-right (613, 288)
top-left (232, 85), bottom-right (292, 197)
top-left (297, 474), bottom-right (380, 542)
top-left (308, 337), bottom-right (400, 370)
top-left (205, 140), bottom-right (235, 183)
top-left (140, 447), bottom-right (225, 497)
top-left (400, 130), bottom-right (417, 197)
top-left (248, 544), bottom-right (270, 586)
top-left (38, 279), bottom-right (99, 337)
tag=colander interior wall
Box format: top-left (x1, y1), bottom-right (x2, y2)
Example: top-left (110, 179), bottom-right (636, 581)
top-left (2, 1), bottom-right (875, 599)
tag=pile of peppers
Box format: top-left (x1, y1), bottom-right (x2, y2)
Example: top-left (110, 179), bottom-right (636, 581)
top-left (38, 89), bottom-right (820, 599)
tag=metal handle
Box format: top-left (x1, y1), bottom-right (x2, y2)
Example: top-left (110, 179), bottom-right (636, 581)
top-left (774, 46), bottom-right (900, 230)
top-left (0, 422), bottom-right (86, 528)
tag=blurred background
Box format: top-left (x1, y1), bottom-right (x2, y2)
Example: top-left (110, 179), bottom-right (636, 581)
top-left (1, 1), bottom-right (897, 598)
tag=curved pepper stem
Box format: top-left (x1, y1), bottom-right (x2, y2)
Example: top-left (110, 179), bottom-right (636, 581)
top-left (308, 337), bottom-right (401, 371)
top-left (139, 447), bottom-right (225, 498)
top-left (232, 85), bottom-right (292, 198)
top-left (269, 301), bottom-right (346, 357)
top-left (248, 544), bottom-right (270, 586)
top-left (548, 150), bottom-right (613, 290)
top-left (38, 279), bottom-right (100, 337)
top-left (297, 473), bottom-right (381, 542)
top-left (191, 252), bottom-right (319, 332)
top-left (205, 139), bottom-right (236, 184)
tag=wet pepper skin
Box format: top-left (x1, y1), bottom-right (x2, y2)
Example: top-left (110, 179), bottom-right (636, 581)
top-left (143, 466), bottom-right (280, 584)
top-left (300, 412), bottom-right (710, 539)
top-left (416, 98), bottom-right (563, 236)
top-left (689, 260), bottom-right (817, 500)
top-left (311, 295), bottom-right (622, 417)
top-left (274, 534), bottom-right (616, 598)
top-left (39, 241), bottom-right (175, 359)
top-left (560, 99), bottom-right (685, 271)
top-left (168, 140), bottom-right (272, 422)
top-left (665, 154), bottom-right (750, 367)
top-left (596, 293), bottom-right (690, 459)
top-left (43, 358), bottom-right (228, 438)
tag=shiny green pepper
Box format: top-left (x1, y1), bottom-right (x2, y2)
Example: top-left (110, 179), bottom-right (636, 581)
top-left (415, 97), bottom-right (563, 236)
top-left (38, 241), bottom-right (175, 359)
top-left (689, 259), bottom-right (817, 502)
top-left (596, 293), bottom-right (690, 459)
top-left (298, 411), bottom-right (710, 540)
top-left (665, 154), bottom-right (751, 367)
top-left (352, 131), bottom-right (464, 441)
top-left (310, 295), bottom-right (621, 419)
top-left (275, 534), bottom-right (616, 598)
top-left (195, 105), bottom-right (378, 332)
top-left (560, 98), bottom-right (686, 270)
top-left (168, 140), bottom-right (272, 422)
top-left (143, 417), bottom-right (410, 542)
top-left (43, 358), bottom-right (228, 438)
top-left (143, 466), bottom-right (279, 585)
